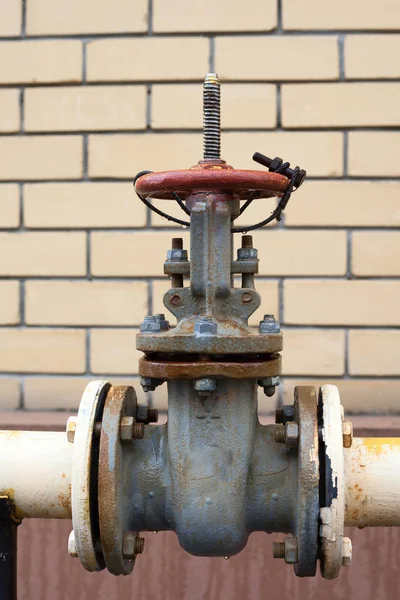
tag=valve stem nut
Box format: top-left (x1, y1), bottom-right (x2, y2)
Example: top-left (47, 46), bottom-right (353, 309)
top-left (259, 314), bottom-right (280, 334)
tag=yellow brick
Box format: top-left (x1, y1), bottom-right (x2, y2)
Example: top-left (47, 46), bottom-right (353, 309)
top-left (0, 232), bottom-right (86, 276)
top-left (283, 379), bottom-right (400, 414)
top-left (0, 41), bottom-right (82, 84)
top-left (153, 0), bottom-right (276, 32)
top-left (282, 329), bottom-right (345, 376)
top-left (0, 136), bottom-right (82, 181)
top-left (241, 230), bottom-right (347, 276)
top-left (0, 1), bottom-right (21, 36)
top-left (0, 329), bottom-right (85, 373)
top-left (285, 280), bottom-right (400, 326)
top-left (0, 185), bottom-right (20, 228)
top-left (349, 132), bottom-right (400, 176)
top-left (283, 0), bottom-right (400, 29)
top-left (25, 86), bottom-right (146, 132)
top-left (349, 330), bottom-right (400, 376)
top-left (90, 131), bottom-right (342, 179)
top-left (24, 183), bottom-right (146, 229)
top-left (26, 281), bottom-right (148, 326)
top-left (152, 84), bottom-right (276, 129)
top-left (91, 231), bottom-right (190, 277)
top-left (91, 329), bottom-right (141, 374)
top-left (346, 35), bottom-right (400, 79)
top-left (87, 38), bottom-right (208, 82)
top-left (0, 282), bottom-right (19, 324)
top-left (27, 0), bottom-right (148, 34)
top-left (0, 379), bottom-right (20, 410)
top-left (224, 132), bottom-right (343, 177)
top-left (0, 90), bottom-right (19, 133)
top-left (89, 133), bottom-right (202, 178)
top-left (282, 83), bottom-right (400, 128)
top-left (216, 36), bottom-right (339, 81)
top-left (24, 375), bottom-right (140, 410)
top-left (151, 278), bottom-right (279, 326)
top-left (352, 231), bottom-right (400, 276)
top-left (285, 181), bottom-right (400, 227)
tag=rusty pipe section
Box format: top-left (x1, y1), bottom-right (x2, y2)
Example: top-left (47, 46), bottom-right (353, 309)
top-left (0, 431), bottom-right (72, 520)
top-left (344, 437), bottom-right (400, 528)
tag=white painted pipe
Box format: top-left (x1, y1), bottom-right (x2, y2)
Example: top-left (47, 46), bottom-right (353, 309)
top-left (0, 430), bottom-right (72, 519)
top-left (345, 437), bottom-right (400, 527)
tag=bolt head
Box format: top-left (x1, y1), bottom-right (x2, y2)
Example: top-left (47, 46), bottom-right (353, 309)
top-left (285, 422), bottom-right (299, 449)
top-left (194, 318), bottom-right (217, 336)
top-left (342, 421), bottom-right (353, 448)
top-left (342, 537), bottom-right (352, 567)
top-left (259, 315), bottom-right (280, 334)
top-left (140, 376), bottom-right (157, 392)
top-left (284, 537), bottom-right (298, 564)
top-left (120, 416), bottom-right (134, 441)
top-left (68, 530), bottom-right (78, 558)
top-left (194, 378), bottom-right (217, 395)
top-left (66, 416), bottom-right (77, 443)
top-left (282, 404), bottom-right (295, 423)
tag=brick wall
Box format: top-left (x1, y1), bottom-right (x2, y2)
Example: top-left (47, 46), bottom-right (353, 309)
top-left (0, 0), bottom-right (399, 415)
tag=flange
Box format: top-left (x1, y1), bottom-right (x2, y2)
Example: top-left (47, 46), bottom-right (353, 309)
top-left (71, 380), bottom-right (110, 572)
top-left (319, 384), bottom-right (345, 580)
top-left (293, 386), bottom-right (320, 577)
top-left (98, 385), bottom-right (142, 575)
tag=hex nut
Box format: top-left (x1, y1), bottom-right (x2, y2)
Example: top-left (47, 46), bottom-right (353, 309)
top-left (284, 537), bottom-right (298, 564)
top-left (167, 248), bottom-right (188, 262)
top-left (68, 530), bottom-right (78, 558)
top-left (140, 314), bottom-right (169, 333)
top-left (194, 378), bottom-right (217, 395)
top-left (342, 421), bottom-right (353, 448)
top-left (259, 315), bottom-right (280, 334)
top-left (122, 532), bottom-right (145, 560)
top-left (285, 422), bottom-right (299, 449)
top-left (342, 537), bottom-right (352, 567)
top-left (120, 416), bottom-right (134, 441)
top-left (237, 247), bottom-right (258, 260)
top-left (194, 318), bottom-right (217, 336)
top-left (66, 416), bottom-right (77, 444)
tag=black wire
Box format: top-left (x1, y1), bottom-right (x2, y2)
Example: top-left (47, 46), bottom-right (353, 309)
top-left (133, 164), bottom-right (300, 233)
top-left (133, 171), bottom-right (190, 227)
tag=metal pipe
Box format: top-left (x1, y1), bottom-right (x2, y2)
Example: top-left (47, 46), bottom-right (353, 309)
top-left (344, 437), bottom-right (400, 527)
top-left (0, 431), bottom-right (72, 520)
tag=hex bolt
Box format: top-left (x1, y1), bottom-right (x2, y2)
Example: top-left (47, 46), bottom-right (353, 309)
top-left (237, 235), bottom-right (258, 261)
top-left (274, 424), bottom-right (286, 444)
top-left (203, 73), bottom-right (221, 160)
top-left (342, 420), bottom-right (353, 448)
top-left (122, 532), bottom-right (145, 560)
top-left (194, 317), bottom-right (217, 336)
top-left (275, 404), bottom-right (295, 424)
top-left (140, 314), bottom-right (169, 333)
top-left (140, 376), bottom-right (161, 392)
top-left (120, 416), bottom-right (145, 441)
top-left (259, 376), bottom-right (280, 398)
top-left (136, 405), bottom-right (159, 424)
top-left (194, 378), bottom-right (217, 397)
top-left (259, 314), bottom-right (281, 334)
top-left (342, 537), bottom-right (352, 567)
top-left (253, 152), bottom-right (306, 189)
top-left (68, 530), bottom-right (78, 558)
top-left (272, 541), bottom-right (285, 559)
top-left (66, 416), bottom-right (77, 444)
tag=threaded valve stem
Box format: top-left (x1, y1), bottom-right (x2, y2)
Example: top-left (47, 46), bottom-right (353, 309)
top-left (203, 73), bottom-right (221, 160)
